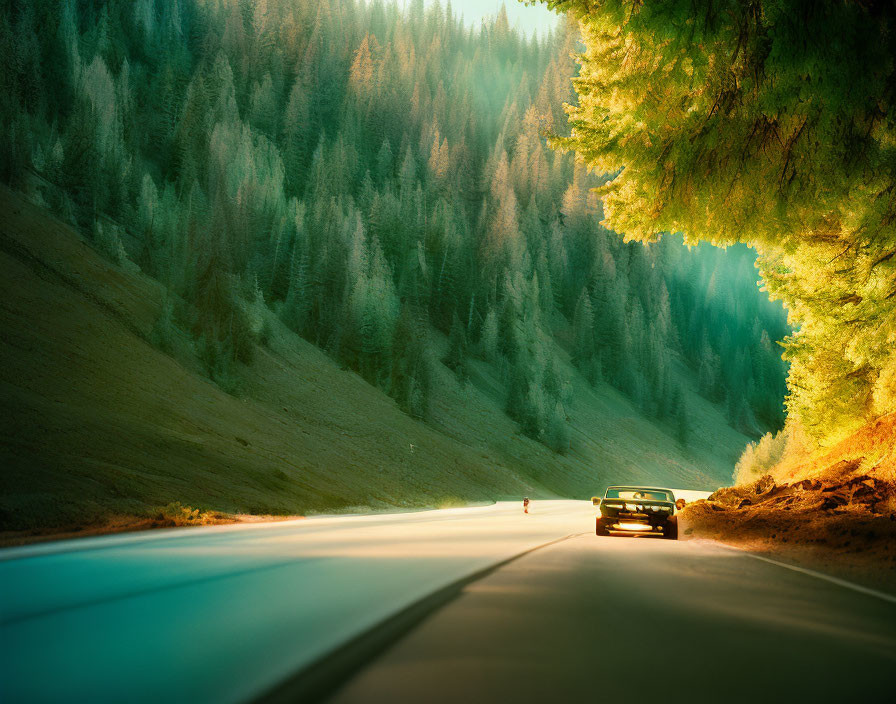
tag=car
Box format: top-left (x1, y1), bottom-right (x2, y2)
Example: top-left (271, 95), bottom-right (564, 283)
top-left (591, 486), bottom-right (686, 540)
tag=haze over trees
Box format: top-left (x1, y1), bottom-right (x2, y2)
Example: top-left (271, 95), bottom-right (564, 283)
top-left (542, 0), bottom-right (896, 451)
top-left (0, 0), bottom-right (787, 453)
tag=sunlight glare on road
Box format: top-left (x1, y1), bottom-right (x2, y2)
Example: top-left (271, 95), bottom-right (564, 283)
top-left (0, 501), bottom-right (593, 703)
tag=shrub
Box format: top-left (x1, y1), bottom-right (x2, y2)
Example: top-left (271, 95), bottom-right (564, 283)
top-left (154, 502), bottom-right (226, 526)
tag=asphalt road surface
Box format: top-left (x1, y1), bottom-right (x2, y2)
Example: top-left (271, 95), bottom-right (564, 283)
top-left (4, 495), bottom-right (891, 704)
top-left (0, 501), bottom-right (593, 703)
top-left (328, 534), bottom-right (896, 704)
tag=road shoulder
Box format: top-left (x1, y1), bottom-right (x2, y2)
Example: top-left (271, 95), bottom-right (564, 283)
top-left (680, 493), bottom-right (896, 594)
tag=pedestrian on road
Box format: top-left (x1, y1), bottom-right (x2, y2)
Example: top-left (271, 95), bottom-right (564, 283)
top-left (523, 497), bottom-right (530, 514)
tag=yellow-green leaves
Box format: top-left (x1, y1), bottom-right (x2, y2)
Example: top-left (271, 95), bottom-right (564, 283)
top-left (544, 0), bottom-right (896, 442)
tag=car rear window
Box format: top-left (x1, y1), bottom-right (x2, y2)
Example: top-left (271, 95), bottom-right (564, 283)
top-left (605, 489), bottom-right (672, 501)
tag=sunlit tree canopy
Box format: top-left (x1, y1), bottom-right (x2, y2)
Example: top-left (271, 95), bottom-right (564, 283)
top-left (538, 0), bottom-right (896, 442)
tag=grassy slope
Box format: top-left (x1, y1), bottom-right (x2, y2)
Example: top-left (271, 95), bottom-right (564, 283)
top-left (0, 186), bottom-right (750, 536)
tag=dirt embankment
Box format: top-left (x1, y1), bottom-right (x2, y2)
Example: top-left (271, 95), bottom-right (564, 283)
top-left (682, 410), bottom-right (896, 593)
top-left (681, 474), bottom-right (896, 593)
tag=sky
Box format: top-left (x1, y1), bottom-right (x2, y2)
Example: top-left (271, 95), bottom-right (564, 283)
top-left (422, 1), bottom-right (560, 36)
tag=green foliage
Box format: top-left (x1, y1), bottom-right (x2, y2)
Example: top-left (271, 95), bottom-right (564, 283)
top-left (544, 0), bottom-right (896, 443)
top-left (734, 431), bottom-right (787, 486)
top-left (444, 313), bottom-right (470, 386)
top-left (390, 305), bottom-right (432, 419)
top-left (197, 334), bottom-right (241, 395)
top-left (1, 0), bottom-right (788, 450)
top-left (93, 219), bottom-right (139, 273)
top-left (673, 388), bottom-right (689, 448)
top-left (150, 296), bottom-right (182, 356)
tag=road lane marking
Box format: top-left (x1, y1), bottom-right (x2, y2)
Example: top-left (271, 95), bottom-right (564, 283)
top-left (725, 548), bottom-right (896, 605)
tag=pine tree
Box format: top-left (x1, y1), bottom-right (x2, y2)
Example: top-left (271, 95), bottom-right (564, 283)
top-left (673, 388), bottom-right (689, 448)
top-left (571, 287), bottom-right (596, 381)
top-left (444, 312), bottom-right (469, 386)
top-left (479, 307), bottom-right (499, 362)
top-left (375, 138), bottom-right (394, 182)
top-left (390, 304), bottom-right (431, 419)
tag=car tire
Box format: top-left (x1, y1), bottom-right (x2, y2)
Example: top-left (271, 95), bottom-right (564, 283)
top-left (663, 519), bottom-right (678, 540)
top-left (596, 518), bottom-right (610, 536)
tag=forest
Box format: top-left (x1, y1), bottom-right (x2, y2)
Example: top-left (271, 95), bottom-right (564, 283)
top-left (547, 0), bottom-right (896, 461)
top-left (0, 0), bottom-right (788, 454)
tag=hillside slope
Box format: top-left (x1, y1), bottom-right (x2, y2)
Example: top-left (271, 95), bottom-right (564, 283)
top-left (0, 187), bottom-right (749, 537)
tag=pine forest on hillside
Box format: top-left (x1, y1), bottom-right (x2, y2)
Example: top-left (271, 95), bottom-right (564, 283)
top-left (0, 0), bottom-right (788, 456)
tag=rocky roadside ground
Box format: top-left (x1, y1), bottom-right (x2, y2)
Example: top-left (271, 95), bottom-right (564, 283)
top-left (679, 475), bottom-right (896, 594)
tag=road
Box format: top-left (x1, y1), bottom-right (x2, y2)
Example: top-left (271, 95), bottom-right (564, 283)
top-left (328, 534), bottom-right (896, 703)
top-left (3, 495), bottom-right (892, 704)
top-left (0, 501), bottom-right (592, 703)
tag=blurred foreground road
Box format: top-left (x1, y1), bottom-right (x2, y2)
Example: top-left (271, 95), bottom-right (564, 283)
top-left (329, 533), bottom-right (896, 703)
top-left (5, 492), bottom-right (890, 704)
top-left (0, 501), bottom-right (593, 703)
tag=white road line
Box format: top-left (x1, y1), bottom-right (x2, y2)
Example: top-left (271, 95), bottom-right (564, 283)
top-left (727, 547), bottom-right (896, 605)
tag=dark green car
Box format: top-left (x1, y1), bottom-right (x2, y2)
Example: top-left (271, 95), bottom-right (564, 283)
top-left (592, 486), bottom-right (684, 540)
